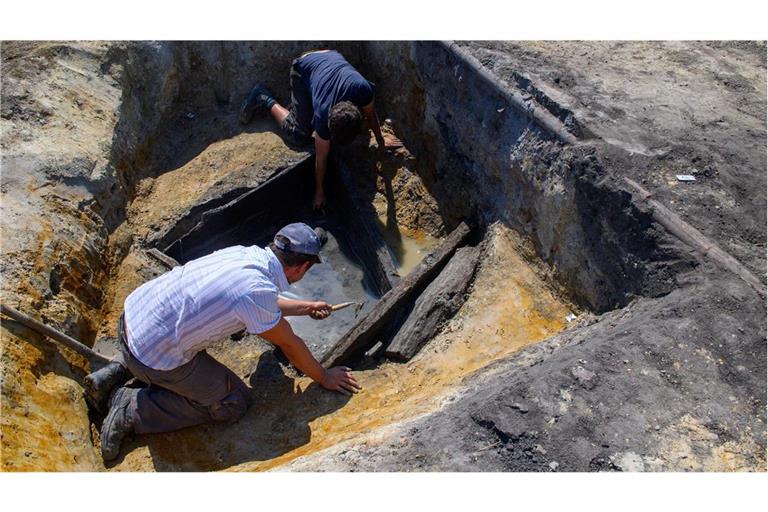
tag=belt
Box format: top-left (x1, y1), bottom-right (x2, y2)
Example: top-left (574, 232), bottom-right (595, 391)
top-left (117, 313), bottom-right (134, 356)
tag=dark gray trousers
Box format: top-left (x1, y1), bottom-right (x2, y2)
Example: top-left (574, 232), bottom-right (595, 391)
top-left (279, 57), bottom-right (314, 147)
top-left (115, 315), bottom-right (252, 434)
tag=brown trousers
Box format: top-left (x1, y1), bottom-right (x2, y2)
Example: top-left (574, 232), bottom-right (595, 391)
top-left (115, 315), bottom-right (252, 434)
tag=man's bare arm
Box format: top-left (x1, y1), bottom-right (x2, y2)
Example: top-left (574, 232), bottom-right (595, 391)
top-left (361, 101), bottom-right (402, 150)
top-left (277, 297), bottom-right (332, 319)
top-left (259, 318), bottom-right (361, 395)
top-left (313, 136), bottom-right (331, 210)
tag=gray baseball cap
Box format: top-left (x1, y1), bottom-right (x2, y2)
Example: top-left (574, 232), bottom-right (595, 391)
top-left (274, 223), bottom-right (323, 262)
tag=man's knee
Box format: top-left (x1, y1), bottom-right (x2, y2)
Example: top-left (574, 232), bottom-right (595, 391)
top-left (207, 388), bottom-right (250, 424)
top-left (279, 114), bottom-right (308, 142)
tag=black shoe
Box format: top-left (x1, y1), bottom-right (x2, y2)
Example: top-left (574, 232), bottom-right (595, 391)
top-left (239, 85), bottom-right (274, 124)
top-left (100, 386), bottom-right (135, 462)
top-left (84, 361), bottom-right (130, 415)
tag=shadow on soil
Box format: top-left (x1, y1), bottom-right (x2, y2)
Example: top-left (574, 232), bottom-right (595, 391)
top-left (143, 103), bottom-right (311, 183)
top-left (106, 351), bottom-right (350, 471)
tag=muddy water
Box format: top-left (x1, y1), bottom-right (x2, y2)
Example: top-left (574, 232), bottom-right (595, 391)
top-left (376, 215), bottom-right (440, 275)
top-left (91, 336), bottom-right (120, 360)
top-left (282, 229), bottom-right (378, 359)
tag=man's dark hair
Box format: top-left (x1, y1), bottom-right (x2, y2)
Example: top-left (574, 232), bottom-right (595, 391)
top-left (328, 101), bottom-right (363, 145)
top-left (269, 235), bottom-right (320, 266)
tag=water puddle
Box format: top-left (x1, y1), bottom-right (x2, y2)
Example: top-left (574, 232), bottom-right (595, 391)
top-left (282, 228), bottom-right (379, 360)
top-left (376, 215), bottom-right (440, 275)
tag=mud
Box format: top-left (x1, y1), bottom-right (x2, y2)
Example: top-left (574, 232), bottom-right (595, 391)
top-left (340, 124), bottom-right (447, 267)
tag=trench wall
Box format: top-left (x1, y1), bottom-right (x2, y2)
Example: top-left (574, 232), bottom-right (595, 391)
top-left (111, 41), bottom-right (365, 184)
top-left (362, 41), bottom-right (686, 312)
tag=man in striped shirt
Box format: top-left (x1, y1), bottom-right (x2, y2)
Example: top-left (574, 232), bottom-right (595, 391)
top-left (86, 223), bottom-right (361, 462)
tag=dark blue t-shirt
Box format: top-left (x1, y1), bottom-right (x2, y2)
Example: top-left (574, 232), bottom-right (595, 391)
top-left (297, 50), bottom-right (375, 140)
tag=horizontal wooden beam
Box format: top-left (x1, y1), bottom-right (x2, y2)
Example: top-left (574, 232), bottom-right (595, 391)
top-left (320, 220), bottom-right (472, 367)
top-left (384, 245), bottom-right (481, 361)
top-left (146, 248), bottom-right (179, 270)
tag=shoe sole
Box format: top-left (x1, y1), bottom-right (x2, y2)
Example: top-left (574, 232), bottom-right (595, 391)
top-left (239, 102), bottom-right (256, 124)
top-left (100, 389), bottom-right (133, 462)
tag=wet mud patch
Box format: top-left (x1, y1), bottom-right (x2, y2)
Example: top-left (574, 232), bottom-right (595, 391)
top-left (338, 124), bottom-right (447, 274)
top-left (284, 229), bottom-right (379, 359)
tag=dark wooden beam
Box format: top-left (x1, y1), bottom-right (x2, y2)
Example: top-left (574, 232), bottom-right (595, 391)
top-left (384, 245), bottom-right (481, 361)
top-left (163, 156), bottom-right (315, 263)
top-left (320, 221), bottom-right (472, 368)
top-left (332, 157), bottom-right (400, 295)
top-left (146, 248), bottom-right (180, 270)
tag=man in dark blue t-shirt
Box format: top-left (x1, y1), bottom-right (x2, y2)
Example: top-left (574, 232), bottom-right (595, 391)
top-left (240, 50), bottom-right (401, 210)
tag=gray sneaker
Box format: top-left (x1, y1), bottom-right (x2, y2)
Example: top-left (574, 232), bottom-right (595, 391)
top-left (100, 386), bottom-right (135, 462)
top-left (239, 85), bottom-right (275, 124)
top-left (84, 361), bottom-right (130, 415)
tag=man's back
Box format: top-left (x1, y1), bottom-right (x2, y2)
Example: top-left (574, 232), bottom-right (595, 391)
top-left (124, 245), bottom-right (289, 370)
top-left (298, 50), bottom-right (374, 140)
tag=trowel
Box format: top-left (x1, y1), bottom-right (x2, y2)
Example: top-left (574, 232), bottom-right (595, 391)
top-left (330, 301), bottom-right (366, 318)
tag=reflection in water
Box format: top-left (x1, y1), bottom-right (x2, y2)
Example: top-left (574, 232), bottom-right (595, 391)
top-left (283, 228), bottom-right (378, 360)
top-left (375, 215), bottom-right (440, 276)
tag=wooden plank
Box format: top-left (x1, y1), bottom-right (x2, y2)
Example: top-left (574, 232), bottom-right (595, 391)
top-left (320, 220), bottom-right (472, 367)
top-left (333, 157), bottom-right (400, 295)
top-left (383, 245), bottom-right (481, 361)
top-left (146, 248), bottom-right (180, 270)
top-left (163, 156), bottom-right (315, 262)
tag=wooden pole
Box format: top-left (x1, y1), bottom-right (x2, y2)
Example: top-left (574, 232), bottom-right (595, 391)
top-left (384, 245), bottom-right (481, 361)
top-left (0, 304), bottom-right (110, 365)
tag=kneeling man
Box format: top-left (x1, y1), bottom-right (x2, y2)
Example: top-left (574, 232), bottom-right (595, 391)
top-left (85, 223), bottom-right (360, 461)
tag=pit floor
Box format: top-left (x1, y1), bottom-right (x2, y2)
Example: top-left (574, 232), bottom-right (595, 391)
top-left (282, 225), bottom-right (379, 360)
top-left (106, 222), bottom-right (572, 471)
top-left (93, 124), bottom-right (574, 471)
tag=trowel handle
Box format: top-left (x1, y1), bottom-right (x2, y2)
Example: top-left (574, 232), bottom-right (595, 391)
top-left (330, 302), bottom-right (355, 312)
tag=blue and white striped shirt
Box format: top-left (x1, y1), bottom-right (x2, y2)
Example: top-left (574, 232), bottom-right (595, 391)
top-left (123, 245), bottom-right (289, 370)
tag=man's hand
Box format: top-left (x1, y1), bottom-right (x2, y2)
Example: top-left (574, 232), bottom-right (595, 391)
top-left (382, 134), bottom-right (403, 149)
top-left (309, 301), bottom-right (332, 320)
top-left (312, 190), bottom-right (326, 211)
top-left (376, 134), bottom-right (404, 154)
top-left (321, 366), bottom-right (362, 395)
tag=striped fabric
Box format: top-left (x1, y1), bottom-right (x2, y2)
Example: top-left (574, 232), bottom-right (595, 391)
top-left (123, 246), bottom-right (289, 370)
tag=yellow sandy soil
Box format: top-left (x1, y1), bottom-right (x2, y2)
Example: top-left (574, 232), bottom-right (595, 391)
top-left (110, 223), bottom-right (572, 471)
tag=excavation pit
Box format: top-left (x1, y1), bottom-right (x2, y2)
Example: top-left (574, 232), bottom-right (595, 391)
top-left (157, 155), bottom-right (449, 362)
top-left (5, 41), bottom-right (761, 473)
